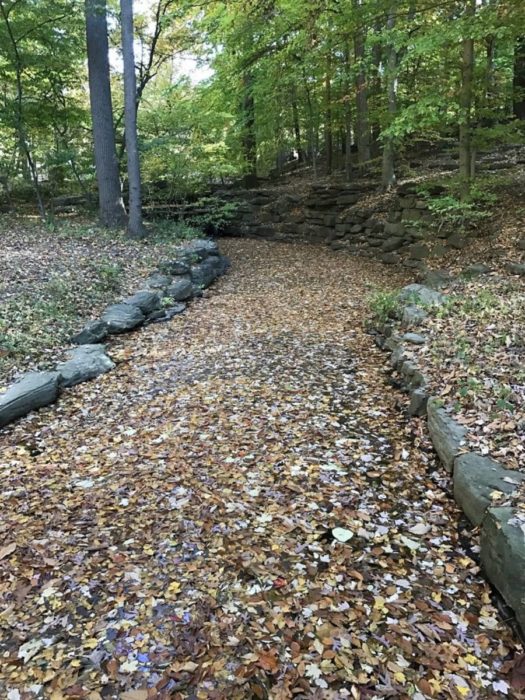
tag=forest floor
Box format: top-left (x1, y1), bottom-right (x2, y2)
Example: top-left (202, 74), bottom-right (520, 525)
top-left (1, 239), bottom-right (524, 699)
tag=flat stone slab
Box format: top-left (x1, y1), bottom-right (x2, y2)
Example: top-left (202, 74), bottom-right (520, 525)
top-left (144, 272), bottom-right (172, 290)
top-left (122, 290), bottom-right (161, 315)
top-left (402, 332), bottom-right (426, 345)
top-left (0, 372), bottom-right (59, 428)
top-left (166, 278), bottom-right (194, 301)
top-left (56, 345), bottom-right (115, 388)
top-left (481, 507), bottom-right (525, 633)
top-left (427, 399), bottom-right (467, 472)
top-left (454, 453), bottom-right (525, 526)
top-left (71, 319), bottom-right (108, 345)
top-left (399, 284), bottom-right (446, 307)
top-left (101, 303), bottom-right (145, 334)
top-left (147, 303), bottom-right (186, 323)
top-left (401, 305), bottom-right (428, 328)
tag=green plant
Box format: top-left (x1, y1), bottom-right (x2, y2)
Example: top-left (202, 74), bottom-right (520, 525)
top-left (187, 197), bottom-right (240, 234)
top-left (89, 260), bottom-right (123, 293)
top-left (368, 290), bottom-right (400, 323)
top-left (152, 219), bottom-right (203, 243)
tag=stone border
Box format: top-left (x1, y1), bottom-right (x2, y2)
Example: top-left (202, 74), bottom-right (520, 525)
top-left (374, 282), bottom-right (525, 637)
top-left (0, 239), bottom-right (230, 430)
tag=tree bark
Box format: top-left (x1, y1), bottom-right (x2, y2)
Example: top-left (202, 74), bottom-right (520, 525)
top-left (514, 36), bottom-right (525, 120)
top-left (291, 85), bottom-right (303, 162)
top-left (241, 71), bottom-right (257, 187)
top-left (381, 6), bottom-right (397, 190)
top-left (343, 40), bottom-right (352, 181)
top-left (353, 0), bottom-right (371, 164)
top-left (120, 0), bottom-right (146, 238)
top-left (459, 0), bottom-right (475, 191)
top-left (85, 0), bottom-right (126, 228)
top-left (325, 44), bottom-right (333, 175)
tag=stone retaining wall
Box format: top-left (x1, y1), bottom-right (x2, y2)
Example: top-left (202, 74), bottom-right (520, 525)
top-left (0, 239), bottom-right (229, 430)
top-left (374, 280), bottom-right (525, 638)
top-left (219, 182), bottom-right (462, 269)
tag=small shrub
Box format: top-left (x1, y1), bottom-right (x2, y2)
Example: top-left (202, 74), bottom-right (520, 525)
top-left (368, 290), bottom-right (400, 323)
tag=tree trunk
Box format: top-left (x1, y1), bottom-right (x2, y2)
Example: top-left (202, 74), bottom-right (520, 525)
top-left (291, 85), bottom-right (303, 162)
top-left (343, 41), bottom-right (352, 181)
top-left (120, 0), bottom-right (146, 238)
top-left (514, 36), bottom-right (525, 120)
top-left (353, 1), bottom-right (371, 164)
top-left (242, 71), bottom-right (257, 187)
top-left (381, 7), bottom-right (397, 190)
top-left (303, 68), bottom-right (317, 178)
top-left (325, 45), bottom-right (333, 175)
top-left (459, 0), bottom-right (475, 192)
top-left (85, 0), bottom-right (126, 228)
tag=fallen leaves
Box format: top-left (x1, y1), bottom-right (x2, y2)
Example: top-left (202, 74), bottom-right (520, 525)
top-left (0, 240), bottom-right (521, 698)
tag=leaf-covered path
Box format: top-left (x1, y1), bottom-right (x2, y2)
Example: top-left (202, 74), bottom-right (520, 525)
top-left (0, 240), bottom-right (522, 699)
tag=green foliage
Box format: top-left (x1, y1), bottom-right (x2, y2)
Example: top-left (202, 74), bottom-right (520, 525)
top-left (368, 289), bottom-right (400, 323)
top-left (151, 219), bottom-right (203, 243)
top-left (187, 197), bottom-right (240, 234)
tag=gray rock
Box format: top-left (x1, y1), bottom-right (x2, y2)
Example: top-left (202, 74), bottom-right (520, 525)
top-left (480, 508), bottom-right (525, 634)
top-left (427, 399), bottom-right (467, 472)
top-left (148, 303), bottom-right (186, 324)
top-left (402, 332), bottom-right (426, 345)
top-left (381, 252), bottom-right (400, 265)
top-left (72, 319), bottom-right (108, 345)
top-left (159, 260), bottom-right (191, 276)
top-left (144, 272), bottom-right (172, 290)
top-left (399, 284), bottom-right (446, 307)
top-left (390, 344), bottom-right (406, 370)
top-left (506, 261), bottom-right (525, 276)
top-left (408, 388), bottom-right (428, 417)
top-left (384, 222), bottom-right (405, 236)
top-left (462, 263), bottom-right (491, 277)
top-left (409, 369), bottom-right (428, 390)
top-left (190, 257), bottom-right (222, 289)
top-left (401, 305), bottom-right (429, 328)
top-left (408, 243), bottom-right (430, 260)
top-left (0, 372), bottom-right (60, 428)
top-left (382, 237), bottom-right (404, 253)
top-left (423, 269), bottom-right (453, 289)
top-left (166, 278), bottom-right (194, 301)
top-left (122, 290), bottom-right (161, 315)
top-left (182, 238), bottom-right (220, 261)
top-left (56, 345), bottom-right (115, 388)
top-left (454, 453), bottom-right (525, 526)
top-left (447, 233), bottom-right (467, 250)
top-left (101, 303), bottom-right (145, 334)
top-left (517, 238), bottom-right (525, 251)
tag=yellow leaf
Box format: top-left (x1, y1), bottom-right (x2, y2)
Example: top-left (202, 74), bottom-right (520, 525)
top-left (167, 581), bottom-right (181, 595)
top-left (394, 671), bottom-right (406, 683)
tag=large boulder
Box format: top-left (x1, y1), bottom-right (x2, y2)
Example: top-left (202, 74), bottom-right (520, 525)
top-left (144, 272), bottom-right (172, 290)
top-left (0, 372), bottom-right (60, 428)
top-left (398, 284), bottom-right (446, 307)
top-left (427, 399), bottom-right (467, 472)
top-left (481, 508), bottom-right (525, 634)
top-left (183, 238), bottom-right (220, 261)
top-left (71, 319), bottom-right (108, 345)
top-left (454, 453), bottom-right (525, 526)
top-left (147, 303), bottom-right (186, 324)
top-left (56, 345), bottom-right (115, 388)
top-left (101, 303), bottom-right (145, 334)
top-left (122, 290), bottom-right (161, 315)
top-left (166, 278), bottom-right (194, 301)
top-left (159, 260), bottom-right (191, 276)
top-left (191, 257), bottom-right (224, 289)
top-left (401, 305), bottom-right (428, 328)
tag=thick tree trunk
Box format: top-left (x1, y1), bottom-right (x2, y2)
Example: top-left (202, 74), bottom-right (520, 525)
top-left (120, 0), bottom-right (146, 238)
top-left (381, 7), bottom-right (397, 190)
top-left (353, 1), bottom-right (371, 164)
top-left (303, 68), bottom-right (318, 178)
top-left (514, 36), bottom-right (525, 120)
top-left (459, 0), bottom-right (475, 191)
top-left (242, 71), bottom-right (257, 187)
top-left (85, 0), bottom-right (126, 228)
